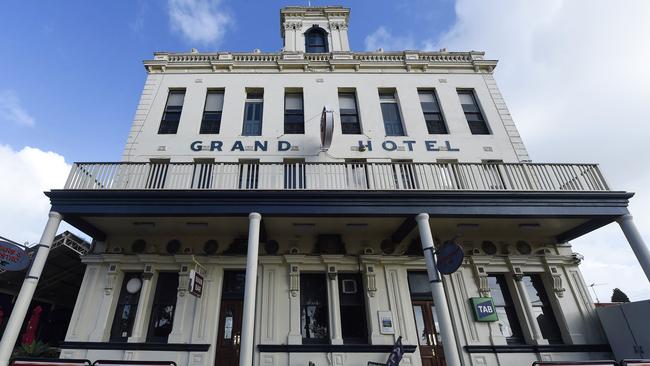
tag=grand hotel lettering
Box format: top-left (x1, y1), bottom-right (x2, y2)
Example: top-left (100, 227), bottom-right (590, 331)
top-left (190, 140), bottom-right (460, 152)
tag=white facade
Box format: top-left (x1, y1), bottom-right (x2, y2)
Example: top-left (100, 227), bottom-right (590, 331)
top-left (31, 6), bottom-right (647, 366)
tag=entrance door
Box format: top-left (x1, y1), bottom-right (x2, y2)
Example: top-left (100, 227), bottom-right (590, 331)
top-left (412, 300), bottom-right (445, 366)
top-left (216, 299), bottom-right (243, 366)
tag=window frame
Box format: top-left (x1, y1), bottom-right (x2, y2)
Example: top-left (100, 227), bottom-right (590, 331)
top-left (242, 90), bottom-right (264, 136)
top-left (379, 90), bottom-right (406, 136)
top-left (457, 89), bottom-right (490, 135)
top-left (146, 272), bottom-right (179, 343)
top-left (338, 90), bottom-right (362, 135)
top-left (418, 89), bottom-right (448, 134)
top-left (521, 274), bottom-right (564, 344)
top-left (338, 273), bottom-right (369, 344)
top-left (158, 89), bottom-right (186, 135)
top-left (109, 272), bottom-right (142, 342)
top-left (300, 273), bottom-right (330, 344)
top-left (199, 89), bottom-right (225, 134)
top-left (284, 91), bottom-right (305, 134)
top-left (487, 274), bottom-right (525, 345)
top-left (305, 26), bottom-right (329, 53)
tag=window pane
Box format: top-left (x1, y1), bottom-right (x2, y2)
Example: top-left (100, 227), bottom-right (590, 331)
top-left (458, 92), bottom-right (475, 105)
top-left (339, 93), bottom-right (357, 110)
top-left (301, 273), bottom-right (329, 343)
top-left (381, 103), bottom-right (404, 136)
top-left (205, 92), bottom-right (224, 112)
top-left (339, 273), bottom-right (367, 343)
top-left (147, 272), bottom-right (179, 342)
top-left (379, 91), bottom-right (395, 100)
top-left (412, 305), bottom-right (428, 345)
top-left (110, 273), bottom-right (141, 342)
top-left (408, 272), bottom-right (430, 295)
top-left (285, 93), bottom-right (303, 110)
top-left (167, 91), bottom-right (185, 106)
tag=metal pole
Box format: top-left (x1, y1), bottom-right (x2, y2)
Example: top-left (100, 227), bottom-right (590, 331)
top-left (239, 212), bottom-right (261, 366)
top-left (0, 211), bottom-right (62, 365)
top-left (415, 213), bottom-right (461, 366)
top-left (617, 214), bottom-right (650, 283)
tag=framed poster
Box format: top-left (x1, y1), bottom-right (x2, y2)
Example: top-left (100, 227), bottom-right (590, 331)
top-left (378, 311), bottom-right (395, 334)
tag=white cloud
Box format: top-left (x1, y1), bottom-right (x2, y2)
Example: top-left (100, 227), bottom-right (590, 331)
top-left (375, 0), bottom-right (650, 301)
top-left (168, 0), bottom-right (232, 47)
top-left (0, 90), bottom-right (35, 127)
top-left (0, 145), bottom-right (71, 244)
top-left (365, 27), bottom-right (420, 51)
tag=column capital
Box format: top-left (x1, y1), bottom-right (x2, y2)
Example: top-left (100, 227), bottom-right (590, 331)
top-left (616, 214), bottom-right (633, 224)
top-left (249, 212), bottom-right (262, 220)
top-left (415, 213), bottom-right (429, 222)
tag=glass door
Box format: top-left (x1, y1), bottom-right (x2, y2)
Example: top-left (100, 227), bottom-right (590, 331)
top-left (412, 300), bottom-right (445, 366)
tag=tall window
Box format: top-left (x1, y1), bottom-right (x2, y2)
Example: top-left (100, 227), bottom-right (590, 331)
top-left (379, 90), bottom-right (405, 136)
top-left (522, 274), bottom-right (563, 344)
top-left (338, 91), bottom-right (361, 134)
top-left (339, 273), bottom-right (368, 344)
top-left (300, 273), bottom-right (329, 343)
top-left (458, 90), bottom-right (490, 135)
top-left (418, 90), bottom-right (448, 134)
top-left (488, 274), bottom-right (524, 344)
top-left (242, 91), bottom-right (263, 136)
top-left (284, 92), bottom-right (304, 134)
top-left (110, 273), bottom-right (142, 342)
top-left (147, 272), bottom-right (179, 343)
top-left (158, 89), bottom-right (185, 134)
top-left (200, 90), bottom-right (224, 134)
top-left (305, 26), bottom-right (328, 53)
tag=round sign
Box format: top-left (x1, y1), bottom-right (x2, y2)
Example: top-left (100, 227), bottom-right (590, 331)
top-left (436, 241), bottom-right (464, 275)
top-left (320, 106), bottom-right (334, 151)
top-left (0, 240), bottom-right (30, 272)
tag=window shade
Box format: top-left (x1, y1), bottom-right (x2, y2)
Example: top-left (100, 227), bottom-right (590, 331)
top-left (205, 92), bottom-right (224, 112)
top-left (285, 93), bottom-right (303, 110)
top-left (167, 91), bottom-right (185, 107)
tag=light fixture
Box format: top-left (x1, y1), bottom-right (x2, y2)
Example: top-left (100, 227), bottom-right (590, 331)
top-left (126, 277), bottom-right (142, 294)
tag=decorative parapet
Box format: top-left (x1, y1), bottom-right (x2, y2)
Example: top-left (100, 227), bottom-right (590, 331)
top-left (143, 50), bottom-right (497, 74)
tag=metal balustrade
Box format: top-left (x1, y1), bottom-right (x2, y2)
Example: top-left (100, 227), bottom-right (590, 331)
top-left (63, 162), bottom-right (610, 192)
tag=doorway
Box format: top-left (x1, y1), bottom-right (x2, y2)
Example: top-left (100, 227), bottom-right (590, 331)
top-left (216, 270), bottom-right (246, 366)
top-left (408, 272), bottom-right (446, 366)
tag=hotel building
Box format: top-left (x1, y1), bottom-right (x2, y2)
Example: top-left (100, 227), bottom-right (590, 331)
top-left (2, 5), bottom-right (649, 366)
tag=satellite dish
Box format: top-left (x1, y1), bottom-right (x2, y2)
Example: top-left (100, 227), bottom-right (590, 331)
top-left (320, 106), bottom-right (334, 151)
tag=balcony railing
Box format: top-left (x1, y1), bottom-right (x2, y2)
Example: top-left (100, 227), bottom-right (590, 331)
top-left (63, 162), bottom-right (610, 192)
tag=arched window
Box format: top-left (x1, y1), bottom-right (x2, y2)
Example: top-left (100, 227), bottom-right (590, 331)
top-left (305, 26), bottom-right (328, 53)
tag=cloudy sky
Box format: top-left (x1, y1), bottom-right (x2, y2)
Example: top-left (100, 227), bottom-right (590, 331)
top-left (0, 0), bottom-right (648, 302)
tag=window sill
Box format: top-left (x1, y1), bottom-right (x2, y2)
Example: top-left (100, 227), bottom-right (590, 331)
top-left (258, 344), bottom-right (417, 353)
top-left (464, 344), bottom-right (611, 353)
top-left (59, 342), bottom-right (210, 352)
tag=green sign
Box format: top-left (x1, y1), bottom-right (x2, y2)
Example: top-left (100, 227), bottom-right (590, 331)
top-left (470, 297), bottom-right (498, 322)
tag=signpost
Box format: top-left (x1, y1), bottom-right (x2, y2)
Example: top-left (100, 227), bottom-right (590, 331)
top-left (470, 297), bottom-right (498, 322)
top-left (188, 269), bottom-right (203, 298)
top-left (320, 106), bottom-right (334, 151)
top-left (0, 240), bottom-right (29, 272)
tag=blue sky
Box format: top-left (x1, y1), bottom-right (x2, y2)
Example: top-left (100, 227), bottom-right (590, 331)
top-left (0, 0), bottom-right (455, 161)
top-left (1, 0), bottom-right (649, 301)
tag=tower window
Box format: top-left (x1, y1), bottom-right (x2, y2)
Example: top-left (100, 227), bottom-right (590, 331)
top-left (458, 90), bottom-right (490, 135)
top-left (158, 89), bottom-right (185, 134)
top-left (305, 26), bottom-right (329, 53)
